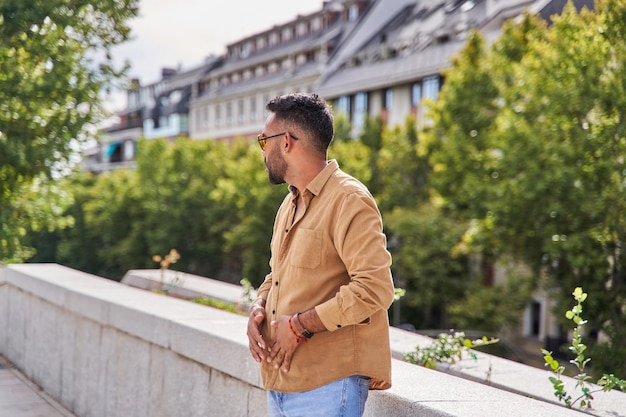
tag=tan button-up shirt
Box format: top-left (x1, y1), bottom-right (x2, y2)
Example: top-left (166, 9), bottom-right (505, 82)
top-left (257, 160), bottom-right (394, 393)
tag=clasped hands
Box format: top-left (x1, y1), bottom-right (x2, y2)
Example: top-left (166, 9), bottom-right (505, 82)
top-left (247, 306), bottom-right (302, 373)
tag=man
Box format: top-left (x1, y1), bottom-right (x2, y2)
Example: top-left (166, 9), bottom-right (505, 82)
top-left (246, 92), bottom-right (394, 417)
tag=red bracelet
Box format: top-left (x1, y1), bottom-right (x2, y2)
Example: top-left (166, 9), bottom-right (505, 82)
top-left (288, 317), bottom-right (308, 344)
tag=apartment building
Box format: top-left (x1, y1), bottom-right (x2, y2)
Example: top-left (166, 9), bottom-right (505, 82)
top-left (84, 57), bottom-right (221, 173)
top-left (91, 0), bottom-right (590, 165)
top-left (187, 0), bottom-right (544, 140)
top-left (188, 0), bottom-right (396, 141)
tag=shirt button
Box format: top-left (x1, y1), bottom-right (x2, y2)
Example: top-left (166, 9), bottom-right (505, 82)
top-left (275, 281), bottom-right (279, 286)
top-left (337, 324), bottom-right (342, 328)
top-left (272, 310), bottom-right (276, 314)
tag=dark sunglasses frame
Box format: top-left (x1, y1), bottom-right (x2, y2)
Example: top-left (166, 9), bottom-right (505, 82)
top-left (257, 132), bottom-right (298, 150)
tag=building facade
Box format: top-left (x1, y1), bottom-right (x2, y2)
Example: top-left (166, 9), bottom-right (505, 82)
top-left (84, 57), bottom-right (221, 173)
top-left (92, 0), bottom-right (589, 160)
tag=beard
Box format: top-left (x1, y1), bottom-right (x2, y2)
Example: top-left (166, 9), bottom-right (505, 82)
top-left (266, 147), bottom-right (288, 185)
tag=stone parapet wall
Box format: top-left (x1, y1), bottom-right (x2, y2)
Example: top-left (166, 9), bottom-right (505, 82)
top-left (0, 264), bottom-right (611, 417)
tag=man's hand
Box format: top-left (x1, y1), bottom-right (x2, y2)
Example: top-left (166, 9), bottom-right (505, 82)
top-left (247, 301), bottom-right (269, 362)
top-left (268, 315), bottom-right (302, 373)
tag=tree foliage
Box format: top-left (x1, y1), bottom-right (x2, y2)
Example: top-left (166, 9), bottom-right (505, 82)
top-left (0, 0), bottom-right (138, 262)
top-left (424, 0), bottom-right (626, 374)
top-left (29, 138), bottom-right (288, 284)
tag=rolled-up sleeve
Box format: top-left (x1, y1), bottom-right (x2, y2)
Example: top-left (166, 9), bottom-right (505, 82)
top-left (316, 190), bottom-right (394, 331)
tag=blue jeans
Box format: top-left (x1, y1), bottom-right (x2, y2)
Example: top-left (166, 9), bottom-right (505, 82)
top-left (267, 375), bottom-right (370, 417)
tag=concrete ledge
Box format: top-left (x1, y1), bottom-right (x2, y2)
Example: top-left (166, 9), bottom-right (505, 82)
top-left (389, 326), bottom-right (626, 417)
top-left (0, 264), bottom-right (622, 417)
top-left (368, 359), bottom-right (585, 417)
top-left (121, 269), bottom-right (245, 303)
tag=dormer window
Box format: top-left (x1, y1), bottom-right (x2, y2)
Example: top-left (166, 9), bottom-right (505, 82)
top-left (348, 4), bottom-right (359, 21)
top-left (282, 57), bottom-right (293, 71)
top-left (311, 16), bottom-right (322, 31)
top-left (241, 42), bottom-right (251, 58)
top-left (296, 21), bottom-right (308, 36)
top-left (269, 32), bottom-right (279, 46)
top-left (282, 26), bottom-right (293, 41)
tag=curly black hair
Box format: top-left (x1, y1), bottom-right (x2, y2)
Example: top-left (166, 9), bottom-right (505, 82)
top-left (266, 93), bottom-right (334, 156)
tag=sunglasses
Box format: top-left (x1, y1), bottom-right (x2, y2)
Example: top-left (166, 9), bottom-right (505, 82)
top-left (257, 132), bottom-right (298, 151)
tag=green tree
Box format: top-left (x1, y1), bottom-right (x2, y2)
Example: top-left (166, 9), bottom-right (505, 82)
top-left (0, 0), bottom-right (139, 262)
top-left (385, 204), bottom-right (470, 329)
top-left (377, 116), bottom-right (430, 213)
top-left (209, 139), bottom-right (287, 286)
top-left (425, 0), bottom-right (626, 375)
top-left (82, 167), bottom-right (148, 279)
top-left (28, 168), bottom-right (148, 280)
top-left (133, 138), bottom-right (234, 280)
top-left (333, 112), bottom-right (352, 142)
top-left (359, 115), bottom-right (385, 195)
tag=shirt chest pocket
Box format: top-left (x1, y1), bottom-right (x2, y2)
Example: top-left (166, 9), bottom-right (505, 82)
top-left (289, 228), bottom-right (322, 269)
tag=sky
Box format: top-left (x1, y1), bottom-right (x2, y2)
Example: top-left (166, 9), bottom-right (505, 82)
top-left (106, 0), bottom-right (323, 112)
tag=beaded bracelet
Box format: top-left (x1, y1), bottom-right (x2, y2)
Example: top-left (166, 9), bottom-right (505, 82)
top-left (288, 317), bottom-right (309, 344)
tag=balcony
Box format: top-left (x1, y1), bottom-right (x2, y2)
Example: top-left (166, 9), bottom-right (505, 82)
top-left (1, 264), bottom-right (624, 417)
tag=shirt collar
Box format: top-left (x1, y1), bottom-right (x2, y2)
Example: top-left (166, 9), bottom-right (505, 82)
top-left (288, 159), bottom-right (339, 197)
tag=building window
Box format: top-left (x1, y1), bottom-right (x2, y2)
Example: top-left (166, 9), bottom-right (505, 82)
top-left (203, 108), bottom-right (209, 128)
top-left (226, 102), bottom-right (232, 125)
top-left (383, 88), bottom-right (393, 110)
top-left (282, 27), bottom-right (293, 41)
top-left (241, 42), bottom-right (251, 58)
top-left (335, 95), bottom-right (351, 117)
top-left (423, 75), bottom-right (440, 101)
top-left (353, 92), bottom-right (368, 130)
top-left (296, 22), bottom-right (308, 37)
top-left (296, 53), bottom-right (307, 65)
top-left (123, 140), bottom-right (134, 161)
top-left (348, 4), bottom-right (359, 21)
top-left (108, 142), bottom-right (122, 163)
top-left (311, 17), bottom-right (322, 31)
top-left (525, 300), bottom-right (543, 338)
top-left (216, 105), bottom-right (222, 127)
top-left (250, 97), bottom-right (257, 121)
top-left (418, 75), bottom-right (440, 125)
top-left (411, 82), bottom-right (422, 107)
top-left (269, 32), bottom-right (279, 46)
top-left (238, 99), bottom-right (244, 123)
top-left (282, 57), bottom-right (293, 71)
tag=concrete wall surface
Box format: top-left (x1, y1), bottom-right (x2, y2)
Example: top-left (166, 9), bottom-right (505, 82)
top-left (0, 263), bottom-right (622, 417)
